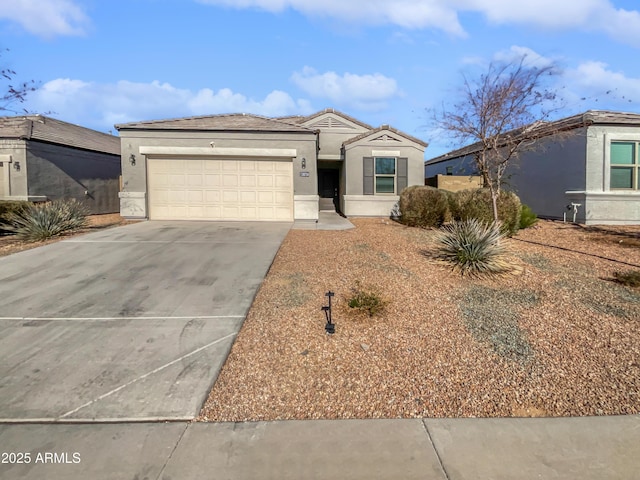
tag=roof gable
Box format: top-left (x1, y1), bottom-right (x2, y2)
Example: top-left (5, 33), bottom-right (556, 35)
top-left (297, 109), bottom-right (373, 131)
top-left (0, 115), bottom-right (120, 155)
top-left (115, 113), bottom-right (315, 133)
top-left (343, 125), bottom-right (428, 149)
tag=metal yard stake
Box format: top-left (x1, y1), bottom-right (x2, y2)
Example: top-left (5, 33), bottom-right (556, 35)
top-left (322, 291), bottom-right (335, 334)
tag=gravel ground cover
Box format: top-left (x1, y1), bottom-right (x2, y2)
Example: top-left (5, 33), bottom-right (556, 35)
top-left (200, 219), bottom-right (640, 421)
top-left (0, 213), bottom-right (129, 257)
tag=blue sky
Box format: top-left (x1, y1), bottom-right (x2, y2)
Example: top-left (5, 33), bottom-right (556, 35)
top-left (1, 0), bottom-right (640, 157)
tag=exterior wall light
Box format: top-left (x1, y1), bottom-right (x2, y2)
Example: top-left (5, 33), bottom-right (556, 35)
top-left (301, 157), bottom-right (306, 170)
top-left (13, 161), bottom-right (20, 171)
top-left (129, 154), bottom-right (136, 166)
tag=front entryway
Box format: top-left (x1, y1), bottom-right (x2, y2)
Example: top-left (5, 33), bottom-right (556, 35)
top-left (318, 168), bottom-right (339, 211)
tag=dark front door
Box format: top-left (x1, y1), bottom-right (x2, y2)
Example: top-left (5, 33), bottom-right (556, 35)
top-left (318, 168), bottom-right (339, 211)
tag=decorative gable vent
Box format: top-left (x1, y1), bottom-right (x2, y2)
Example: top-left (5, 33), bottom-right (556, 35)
top-left (309, 116), bottom-right (355, 129)
top-left (372, 134), bottom-right (401, 142)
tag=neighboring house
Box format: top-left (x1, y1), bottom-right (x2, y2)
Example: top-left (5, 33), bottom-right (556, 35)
top-left (115, 109), bottom-right (427, 221)
top-left (425, 110), bottom-right (640, 225)
top-left (0, 115), bottom-right (121, 214)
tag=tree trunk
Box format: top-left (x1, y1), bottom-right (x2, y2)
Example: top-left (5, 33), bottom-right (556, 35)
top-left (490, 188), bottom-right (499, 224)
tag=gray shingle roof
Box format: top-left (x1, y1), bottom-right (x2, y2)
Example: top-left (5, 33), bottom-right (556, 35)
top-left (425, 110), bottom-right (640, 165)
top-left (0, 115), bottom-right (120, 155)
top-left (115, 113), bottom-right (315, 133)
top-left (286, 108), bottom-right (374, 130)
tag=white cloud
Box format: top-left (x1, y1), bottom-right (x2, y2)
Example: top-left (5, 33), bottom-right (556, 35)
top-left (291, 67), bottom-right (400, 110)
top-left (197, 0), bottom-right (640, 46)
top-left (26, 78), bottom-right (314, 132)
top-left (0, 0), bottom-right (89, 38)
top-left (563, 61), bottom-right (640, 109)
top-left (197, 0), bottom-right (467, 36)
top-left (492, 46), bottom-right (559, 69)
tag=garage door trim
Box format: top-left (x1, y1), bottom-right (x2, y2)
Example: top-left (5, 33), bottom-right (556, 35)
top-left (140, 146), bottom-right (298, 158)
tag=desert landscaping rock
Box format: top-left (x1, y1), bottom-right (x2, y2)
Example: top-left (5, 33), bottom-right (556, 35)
top-left (199, 219), bottom-right (640, 421)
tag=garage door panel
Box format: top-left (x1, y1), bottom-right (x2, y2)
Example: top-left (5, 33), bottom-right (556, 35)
top-left (222, 161), bottom-right (238, 172)
top-left (257, 175), bottom-right (274, 187)
top-left (148, 157), bottom-right (293, 221)
top-left (205, 190), bottom-right (221, 202)
top-left (240, 175), bottom-right (256, 187)
top-left (169, 174), bottom-right (186, 186)
top-left (223, 175), bottom-right (239, 187)
top-left (239, 191), bottom-right (257, 203)
top-left (187, 190), bottom-right (204, 202)
top-left (275, 175), bottom-right (291, 188)
top-left (257, 162), bottom-right (275, 172)
top-left (257, 191), bottom-right (274, 203)
top-left (187, 174), bottom-right (203, 186)
top-left (274, 191), bottom-right (290, 204)
top-left (204, 174), bottom-right (221, 187)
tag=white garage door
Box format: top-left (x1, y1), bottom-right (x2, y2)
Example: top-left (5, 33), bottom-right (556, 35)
top-left (147, 158), bottom-right (293, 221)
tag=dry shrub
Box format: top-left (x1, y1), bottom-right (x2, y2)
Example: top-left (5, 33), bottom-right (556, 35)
top-left (399, 185), bottom-right (451, 228)
top-left (449, 188), bottom-right (521, 236)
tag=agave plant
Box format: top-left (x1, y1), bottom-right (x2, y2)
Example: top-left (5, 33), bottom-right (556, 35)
top-left (5, 199), bottom-right (89, 241)
top-left (435, 218), bottom-right (510, 276)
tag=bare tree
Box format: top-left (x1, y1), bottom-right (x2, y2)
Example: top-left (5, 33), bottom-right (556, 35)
top-left (1, 49), bottom-right (37, 113)
top-left (437, 55), bottom-right (561, 222)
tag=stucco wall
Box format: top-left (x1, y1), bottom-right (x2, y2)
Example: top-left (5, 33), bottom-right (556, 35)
top-left (0, 140), bottom-right (27, 199)
top-left (342, 137), bottom-right (425, 216)
top-left (26, 141), bottom-right (121, 214)
top-left (344, 143), bottom-right (424, 196)
top-left (299, 112), bottom-right (370, 158)
top-left (426, 130), bottom-right (588, 221)
top-left (578, 124), bottom-right (640, 224)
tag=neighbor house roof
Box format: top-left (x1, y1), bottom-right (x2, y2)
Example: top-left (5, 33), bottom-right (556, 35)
top-left (0, 115), bottom-right (120, 155)
top-left (115, 113), bottom-right (315, 133)
top-left (425, 110), bottom-right (640, 165)
top-left (343, 125), bottom-right (429, 148)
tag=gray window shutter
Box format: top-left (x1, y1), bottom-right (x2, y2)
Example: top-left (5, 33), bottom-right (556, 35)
top-left (397, 157), bottom-right (408, 193)
top-left (363, 157), bottom-right (374, 195)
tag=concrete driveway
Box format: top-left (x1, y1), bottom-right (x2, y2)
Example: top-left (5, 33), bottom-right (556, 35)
top-left (0, 221), bottom-right (290, 421)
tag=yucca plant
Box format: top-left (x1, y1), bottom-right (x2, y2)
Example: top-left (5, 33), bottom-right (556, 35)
top-left (5, 199), bottom-right (89, 241)
top-left (435, 218), bottom-right (510, 276)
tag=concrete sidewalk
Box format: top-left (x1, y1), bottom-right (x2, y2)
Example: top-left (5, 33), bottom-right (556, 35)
top-left (1, 415), bottom-right (638, 479)
top-left (293, 211), bottom-right (355, 230)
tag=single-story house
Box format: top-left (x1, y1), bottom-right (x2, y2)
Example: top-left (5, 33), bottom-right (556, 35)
top-left (425, 110), bottom-right (640, 225)
top-left (115, 108), bottom-right (427, 221)
top-left (0, 115), bottom-right (121, 214)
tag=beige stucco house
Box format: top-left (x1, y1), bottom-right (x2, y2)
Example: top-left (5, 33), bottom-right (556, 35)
top-left (425, 110), bottom-right (640, 225)
top-left (116, 109), bottom-right (427, 221)
top-left (0, 115), bottom-right (121, 214)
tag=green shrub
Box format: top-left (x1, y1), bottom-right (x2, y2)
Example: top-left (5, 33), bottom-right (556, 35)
top-left (436, 218), bottom-right (511, 276)
top-left (449, 188), bottom-right (521, 236)
top-left (0, 200), bottom-right (31, 234)
top-left (4, 199), bottom-right (89, 241)
top-left (613, 270), bottom-right (640, 288)
top-left (347, 282), bottom-right (387, 317)
top-left (519, 204), bottom-right (538, 229)
top-left (399, 185), bottom-right (451, 228)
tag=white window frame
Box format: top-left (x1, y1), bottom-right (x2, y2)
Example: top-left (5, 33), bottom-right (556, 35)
top-left (374, 157), bottom-right (397, 195)
top-left (610, 140), bottom-right (639, 191)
